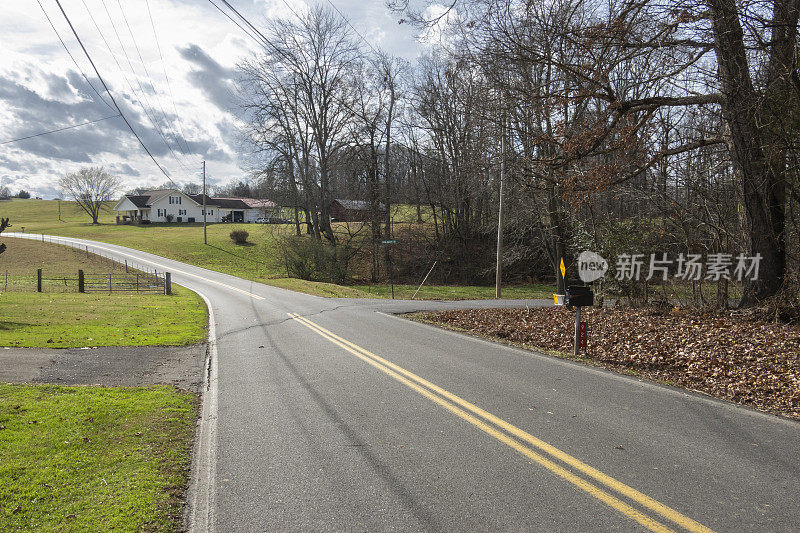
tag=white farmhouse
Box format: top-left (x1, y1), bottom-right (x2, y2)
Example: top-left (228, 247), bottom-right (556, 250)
top-left (113, 189), bottom-right (276, 224)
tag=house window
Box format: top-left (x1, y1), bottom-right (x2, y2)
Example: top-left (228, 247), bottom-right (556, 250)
top-left (169, 197), bottom-right (173, 204)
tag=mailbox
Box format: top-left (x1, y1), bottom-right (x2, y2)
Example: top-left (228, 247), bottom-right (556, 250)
top-left (565, 285), bottom-right (593, 308)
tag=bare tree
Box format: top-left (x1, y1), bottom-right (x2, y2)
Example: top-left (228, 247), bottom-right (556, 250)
top-left (182, 182), bottom-right (203, 195)
top-left (244, 7), bottom-right (358, 244)
top-left (394, 0), bottom-right (799, 303)
top-left (60, 167), bottom-right (120, 224)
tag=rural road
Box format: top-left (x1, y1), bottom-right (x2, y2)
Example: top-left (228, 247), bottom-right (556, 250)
top-left (7, 233), bottom-right (800, 532)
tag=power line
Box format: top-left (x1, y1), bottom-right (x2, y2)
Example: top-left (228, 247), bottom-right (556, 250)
top-left (79, 0), bottom-right (171, 160)
top-left (0, 113), bottom-right (121, 146)
top-left (114, 0), bottom-right (196, 171)
top-left (207, 0), bottom-right (264, 45)
top-left (91, 0), bottom-right (193, 173)
top-left (145, 0), bottom-right (194, 158)
top-left (52, 0), bottom-right (179, 186)
top-left (320, 0), bottom-right (379, 55)
top-left (218, 0), bottom-right (272, 45)
top-left (208, 0), bottom-right (445, 167)
top-left (36, 0), bottom-right (115, 112)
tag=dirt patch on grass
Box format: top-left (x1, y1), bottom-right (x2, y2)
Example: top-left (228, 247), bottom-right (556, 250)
top-left (411, 307), bottom-right (800, 419)
top-left (0, 344), bottom-right (206, 392)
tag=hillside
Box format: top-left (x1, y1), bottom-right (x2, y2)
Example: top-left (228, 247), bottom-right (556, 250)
top-left (0, 199), bottom-right (550, 300)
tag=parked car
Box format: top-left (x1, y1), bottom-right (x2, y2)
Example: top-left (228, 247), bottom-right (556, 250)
top-left (255, 217), bottom-right (269, 223)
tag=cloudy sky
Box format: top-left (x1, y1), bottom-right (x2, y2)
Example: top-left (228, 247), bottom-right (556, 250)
top-left (0, 0), bottom-right (430, 198)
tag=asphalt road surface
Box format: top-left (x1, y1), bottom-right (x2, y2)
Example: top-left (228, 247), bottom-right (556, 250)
top-left (8, 233), bottom-right (800, 532)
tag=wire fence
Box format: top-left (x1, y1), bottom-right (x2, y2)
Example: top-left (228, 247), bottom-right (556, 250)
top-left (82, 272), bottom-right (165, 293)
top-left (3, 232), bottom-right (171, 294)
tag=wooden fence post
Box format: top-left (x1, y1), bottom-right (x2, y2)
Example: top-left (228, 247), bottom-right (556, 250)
top-left (78, 270), bottom-right (84, 293)
top-left (37, 268), bottom-right (42, 292)
top-left (165, 272), bottom-right (172, 295)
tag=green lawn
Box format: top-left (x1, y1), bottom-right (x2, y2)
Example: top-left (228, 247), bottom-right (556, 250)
top-left (0, 286), bottom-right (206, 348)
top-left (351, 283), bottom-right (553, 300)
top-left (0, 234), bottom-right (129, 292)
top-left (0, 384), bottom-right (195, 532)
top-left (1, 199), bottom-right (547, 300)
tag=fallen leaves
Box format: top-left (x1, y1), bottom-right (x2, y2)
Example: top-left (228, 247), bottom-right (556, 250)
top-left (419, 307), bottom-right (800, 419)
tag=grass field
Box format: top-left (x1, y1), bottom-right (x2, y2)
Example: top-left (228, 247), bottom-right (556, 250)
top-left (0, 288), bottom-right (206, 348)
top-left (351, 283), bottom-right (552, 300)
top-left (0, 199), bottom-right (546, 300)
top-left (0, 235), bottom-right (127, 291)
top-left (0, 384), bottom-right (195, 532)
top-left (0, 237), bottom-right (207, 347)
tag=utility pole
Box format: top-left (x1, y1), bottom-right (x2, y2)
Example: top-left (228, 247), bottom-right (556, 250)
top-left (495, 116), bottom-right (505, 299)
top-left (202, 160), bottom-right (207, 245)
top-left (57, 199), bottom-right (61, 221)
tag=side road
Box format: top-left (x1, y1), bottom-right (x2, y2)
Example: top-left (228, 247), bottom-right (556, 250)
top-left (5, 233), bottom-right (800, 533)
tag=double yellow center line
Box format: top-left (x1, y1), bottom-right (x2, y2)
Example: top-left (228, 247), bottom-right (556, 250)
top-left (288, 312), bottom-right (714, 533)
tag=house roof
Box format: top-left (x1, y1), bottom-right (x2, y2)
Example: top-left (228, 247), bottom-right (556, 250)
top-left (117, 189), bottom-right (264, 211)
top-left (187, 194), bottom-right (214, 206)
top-left (236, 198), bottom-right (276, 209)
top-left (117, 189), bottom-right (190, 210)
top-left (140, 189), bottom-right (174, 204)
top-left (333, 199), bottom-right (385, 211)
top-left (197, 196), bottom-right (251, 209)
top-left (126, 195), bottom-right (150, 208)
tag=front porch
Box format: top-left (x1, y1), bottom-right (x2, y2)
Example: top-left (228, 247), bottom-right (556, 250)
top-left (116, 208), bottom-right (150, 224)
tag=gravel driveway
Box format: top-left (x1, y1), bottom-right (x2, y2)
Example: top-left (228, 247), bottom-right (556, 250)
top-left (0, 344), bottom-right (206, 391)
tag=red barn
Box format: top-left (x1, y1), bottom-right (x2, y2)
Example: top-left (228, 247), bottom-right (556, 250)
top-left (329, 199), bottom-right (386, 222)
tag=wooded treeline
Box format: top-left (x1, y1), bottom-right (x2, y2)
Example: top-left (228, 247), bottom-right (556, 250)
top-left (237, 0), bottom-right (799, 306)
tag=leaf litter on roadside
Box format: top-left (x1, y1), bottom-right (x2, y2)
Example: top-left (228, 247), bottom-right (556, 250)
top-left (416, 307), bottom-right (800, 419)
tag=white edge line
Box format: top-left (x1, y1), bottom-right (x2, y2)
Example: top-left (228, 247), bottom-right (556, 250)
top-left (5, 234), bottom-right (219, 530)
top-left (186, 290), bottom-right (218, 533)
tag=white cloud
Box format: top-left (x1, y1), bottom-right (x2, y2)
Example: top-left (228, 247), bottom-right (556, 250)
top-left (0, 0), bottom-right (425, 198)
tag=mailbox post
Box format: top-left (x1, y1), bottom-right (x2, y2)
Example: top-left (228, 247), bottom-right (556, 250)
top-left (562, 284), bottom-right (594, 356)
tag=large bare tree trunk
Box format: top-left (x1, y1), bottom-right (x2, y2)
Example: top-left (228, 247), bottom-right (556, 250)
top-left (708, 0), bottom-right (794, 303)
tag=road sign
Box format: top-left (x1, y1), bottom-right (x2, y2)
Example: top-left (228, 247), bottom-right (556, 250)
top-left (381, 240), bottom-right (397, 245)
top-left (560, 257), bottom-right (566, 279)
